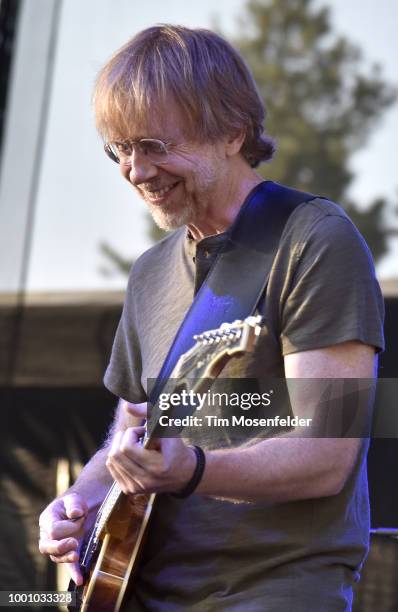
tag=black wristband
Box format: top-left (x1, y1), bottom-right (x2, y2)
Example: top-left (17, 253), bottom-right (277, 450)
top-left (172, 445), bottom-right (206, 499)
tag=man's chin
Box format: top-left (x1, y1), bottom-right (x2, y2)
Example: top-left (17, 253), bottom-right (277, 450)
top-left (149, 205), bottom-right (193, 232)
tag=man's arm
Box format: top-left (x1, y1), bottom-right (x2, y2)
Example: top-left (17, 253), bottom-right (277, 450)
top-left (195, 340), bottom-right (376, 502)
top-left (65, 400), bottom-right (145, 508)
top-left (38, 399), bottom-right (145, 584)
top-left (107, 341), bottom-right (376, 503)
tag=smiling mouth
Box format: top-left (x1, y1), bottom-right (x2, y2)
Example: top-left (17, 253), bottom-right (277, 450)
top-left (143, 181), bottom-right (180, 201)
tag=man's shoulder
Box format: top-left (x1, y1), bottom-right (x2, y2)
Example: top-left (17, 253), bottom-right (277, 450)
top-left (288, 196), bottom-right (351, 232)
top-left (283, 195), bottom-right (366, 253)
top-left (272, 192), bottom-right (376, 282)
top-left (130, 228), bottom-right (186, 279)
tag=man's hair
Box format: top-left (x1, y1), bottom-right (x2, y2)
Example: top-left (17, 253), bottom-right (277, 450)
top-left (94, 24), bottom-right (275, 168)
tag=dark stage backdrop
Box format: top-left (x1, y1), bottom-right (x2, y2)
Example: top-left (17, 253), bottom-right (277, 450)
top-left (0, 388), bottom-right (115, 600)
top-left (0, 298), bottom-right (396, 608)
top-left (368, 297), bottom-right (398, 527)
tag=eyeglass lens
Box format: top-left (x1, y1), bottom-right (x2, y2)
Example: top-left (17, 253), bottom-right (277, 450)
top-left (106, 139), bottom-right (168, 163)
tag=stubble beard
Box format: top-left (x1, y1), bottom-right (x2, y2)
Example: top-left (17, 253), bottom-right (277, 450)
top-left (146, 160), bottom-right (226, 232)
top-left (147, 195), bottom-right (199, 231)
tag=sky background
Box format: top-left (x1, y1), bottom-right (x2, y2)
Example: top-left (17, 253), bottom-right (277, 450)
top-left (24, 0), bottom-right (398, 291)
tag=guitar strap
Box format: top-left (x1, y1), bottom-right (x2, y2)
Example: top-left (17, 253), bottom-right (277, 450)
top-left (148, 180), bottom-right (317, 405)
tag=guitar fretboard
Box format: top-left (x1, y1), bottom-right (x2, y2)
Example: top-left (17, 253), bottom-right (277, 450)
top-left (94, 482), bottom-right (122, 540)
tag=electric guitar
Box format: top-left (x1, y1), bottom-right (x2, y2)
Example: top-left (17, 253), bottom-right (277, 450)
top-left (68, 315), bottom-right (263, 611)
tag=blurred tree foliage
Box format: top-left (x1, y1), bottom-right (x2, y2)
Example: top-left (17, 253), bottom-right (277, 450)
top-left (101, 0), bottom-right (396, 276)
top-left (98, 219), bottom-right (166, 277)
top-left (98, 241), bottom-right (132, 277)
top-left (233, 0), bottom-right (397, 261)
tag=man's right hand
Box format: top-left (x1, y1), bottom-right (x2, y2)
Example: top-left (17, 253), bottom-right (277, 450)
top-left (39, 492), bottom-right (88, 586)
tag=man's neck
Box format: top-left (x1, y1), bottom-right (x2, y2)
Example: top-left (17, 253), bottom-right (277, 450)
top-left (187, 170), bottom-right (264, 241)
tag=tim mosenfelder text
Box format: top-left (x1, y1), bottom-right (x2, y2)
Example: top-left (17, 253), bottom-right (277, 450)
top-left (155, 389), bottom-right (312, 429)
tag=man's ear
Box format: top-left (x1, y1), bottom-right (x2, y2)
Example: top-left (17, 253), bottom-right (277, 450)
top-left (225, 130), bottom-right (246, 157)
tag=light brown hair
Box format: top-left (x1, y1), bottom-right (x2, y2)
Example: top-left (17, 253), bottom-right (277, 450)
top-left (94, 24), bottom-right (275, 167)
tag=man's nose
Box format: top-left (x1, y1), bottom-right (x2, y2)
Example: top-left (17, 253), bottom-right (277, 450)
top-left (127, 148), bottom-right (158, 185)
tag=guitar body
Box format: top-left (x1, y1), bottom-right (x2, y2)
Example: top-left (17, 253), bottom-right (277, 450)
top-left (69, 493), bottom-right (156, 611)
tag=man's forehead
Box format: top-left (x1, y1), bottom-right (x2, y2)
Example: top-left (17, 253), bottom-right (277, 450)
top-left (130, 126), bottom-right (176, 140)
top-left (121, 102), bottom-right (191, 141)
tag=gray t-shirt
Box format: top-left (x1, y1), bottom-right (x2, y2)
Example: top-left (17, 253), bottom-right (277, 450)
top-left (104, 195), bottom-right (384, 611)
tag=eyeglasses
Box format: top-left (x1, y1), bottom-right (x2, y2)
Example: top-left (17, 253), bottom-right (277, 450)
top-left (104, 138), bottom-right (171, 165)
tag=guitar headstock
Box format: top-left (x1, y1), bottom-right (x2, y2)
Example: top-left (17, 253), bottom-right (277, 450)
top-left (173, 315), bottom-right (264, 380)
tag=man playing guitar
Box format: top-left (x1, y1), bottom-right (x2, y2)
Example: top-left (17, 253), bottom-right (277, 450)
top-left (39, 25), bottom-right (384, 611)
